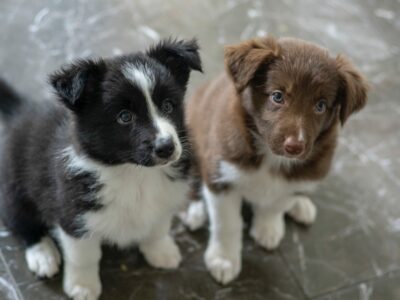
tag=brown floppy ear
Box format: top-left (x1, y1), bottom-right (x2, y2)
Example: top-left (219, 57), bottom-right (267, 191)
top-left (224, 36), bottom-right (280, 92)
top-left (335, 54), bottom-right (369, 125)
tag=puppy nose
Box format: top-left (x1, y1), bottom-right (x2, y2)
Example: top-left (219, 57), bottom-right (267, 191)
top-left (155, 137), bottom-right (175, 159)
top-left (283, 137), bottom-right (305, 157)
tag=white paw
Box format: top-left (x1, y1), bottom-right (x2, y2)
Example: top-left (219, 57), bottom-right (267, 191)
top-left (66, 285), bottom-right (100, 300)
top-left (250, 215), bottom-right (285, 250)
top-left (204, 245), bottom-right (241, 285)
top-left (288, 195), bottom-right (317, 225)
top-left (25, 237), bottom-right (61, 278)
top-left (63, 265), bottom-right (101, 300)
top-left (141, 236), bottom-right (182, 269)
top-left (179, 201), bottom-right (207, 231)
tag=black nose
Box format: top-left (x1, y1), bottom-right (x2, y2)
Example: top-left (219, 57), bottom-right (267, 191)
top-left (155, 137), bottom-right (175, 159)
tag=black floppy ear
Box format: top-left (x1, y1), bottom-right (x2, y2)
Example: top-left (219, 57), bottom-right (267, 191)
top-left (49, 59), bottom-right (106, 111)
top-left (147, 38), bottom-right (202, 87)
top-left (335, 54), bottom-right (369, 125)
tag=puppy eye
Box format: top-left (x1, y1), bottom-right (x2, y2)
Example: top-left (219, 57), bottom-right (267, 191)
top-left (271, 90), bottom-right (284, 104)
top-left (117, 110), bottom-right (134, 125)
top-left (315, 99), bottom-right (327, 114)
top-left (162, 100), bottom-right (174, 114)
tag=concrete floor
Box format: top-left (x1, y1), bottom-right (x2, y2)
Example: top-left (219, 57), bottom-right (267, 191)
top-left (0, 0), bottom-right (400, 299)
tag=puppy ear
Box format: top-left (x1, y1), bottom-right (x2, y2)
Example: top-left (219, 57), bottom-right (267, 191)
top-left (225, 36), bottom-right (280, 92)
top-left (49, 59), bottom-right (106, 111)
top-left (147, 38), bottom-right (202, 87)
top-left (335, 54), bottom-right (369, 125)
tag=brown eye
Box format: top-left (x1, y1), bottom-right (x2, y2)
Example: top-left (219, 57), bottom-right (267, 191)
top-left (315, 99), bottom-right (327, 114)
top-left (117, 110), bottom-right (134, 125)
top-left (271, 90), bottom-right (284, 104)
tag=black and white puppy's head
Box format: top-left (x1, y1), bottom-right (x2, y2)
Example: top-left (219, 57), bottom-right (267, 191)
top-left (50, 39), bottom-right (202, 167)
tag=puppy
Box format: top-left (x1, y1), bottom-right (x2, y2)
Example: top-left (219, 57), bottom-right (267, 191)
top-left (182, 36), bottom-right (368, 284)
top-left (0, 39), bottom-right (201, 299)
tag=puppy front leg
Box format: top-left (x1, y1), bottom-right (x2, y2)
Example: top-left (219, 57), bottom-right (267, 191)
top-left (204, 186), bottom-right (242, 285)
top-left (58, 228), bottom-right (102, 300)
top-left (250, 198), bottom-right (295, 250)
top-left (139, 216), bottom-right (182, 270)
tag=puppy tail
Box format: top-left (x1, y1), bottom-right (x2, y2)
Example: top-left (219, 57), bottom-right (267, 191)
top-left (0, 78), bottom-right (22, 120)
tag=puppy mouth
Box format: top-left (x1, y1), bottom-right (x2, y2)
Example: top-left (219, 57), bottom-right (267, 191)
top-left (281, 151), bottom-right (308, 160)
top-left (270, 147), bottom-right (310, 161)
top-left (154, 155), bottom-right (180, 166)
top-left (152, 149), bottom-right (182, 166)
top-left (132, 141), bottom-right (182, 167)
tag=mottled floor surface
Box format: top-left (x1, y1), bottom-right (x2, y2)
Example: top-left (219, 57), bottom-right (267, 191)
top-left (0, 0), bottom-right (400, 299)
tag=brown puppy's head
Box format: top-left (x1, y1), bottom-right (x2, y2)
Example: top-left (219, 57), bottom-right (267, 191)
top-left (225, 37), bottom-right (368, 161)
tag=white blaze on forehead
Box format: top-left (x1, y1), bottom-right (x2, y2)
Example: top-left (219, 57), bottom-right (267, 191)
top-left (122, 63), bottom-right (162, 125)
top-left (122, 63), bottom-right (156, 117)
top-left (296, 117), bottom-right (305, 143)
top-left (298, 129), bottom-right (305, 142)
top-left (121, 63), bottom-right (182, 160)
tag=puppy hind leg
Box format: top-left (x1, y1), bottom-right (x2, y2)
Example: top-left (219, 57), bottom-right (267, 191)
top-left (1, 192), bottom-right (48, 247)
top-left (179, 200), bottom-right (207, 231)
top-left (139, 216), bottom-right (182, 270)
top-left (25, 236), bottom-right (61, 278)
top-left (0, 194), bottom-right (60, 278)
top-left (287, 195), bottom-right (317, 225)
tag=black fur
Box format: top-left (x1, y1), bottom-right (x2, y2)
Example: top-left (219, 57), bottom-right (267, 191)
top-left (148, 38), bottom-right (202, 86)
top-left (0, 79), bottom-right (22, 118)
top-left (0, 38), bottom-right (201, 244)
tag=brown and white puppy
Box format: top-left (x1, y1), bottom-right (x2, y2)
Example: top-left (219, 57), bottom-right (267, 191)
top-left (181, 37), bottom-right (368, 284)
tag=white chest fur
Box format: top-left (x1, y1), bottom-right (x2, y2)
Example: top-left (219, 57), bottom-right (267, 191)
top-left (63, 147), bottom-right (188, 248)
top-left (217, 156), bottom-right (316, 206)
top-left (84, 165), bottom-right (187, 247)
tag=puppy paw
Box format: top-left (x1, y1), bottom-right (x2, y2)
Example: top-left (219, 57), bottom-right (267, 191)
top-left (288, 195), bottom-right (317, 225)
top-left (204, 245), bottom-right (241, 285)
top-left (141, 236), bottom-right (182, 269)
top-left (63, 266), bottom-right (101, 300)
top-left (25, 237), bottom-right (61, 278)
top-left (179, 201), bottom-right (207, 231)
top-left (66, 285), bottom-right (100, 300)
top-left (250, 215), bottom-right (285, 250)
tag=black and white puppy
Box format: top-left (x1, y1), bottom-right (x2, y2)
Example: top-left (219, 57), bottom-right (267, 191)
top-left (0, 39), bottom-right (201, 300)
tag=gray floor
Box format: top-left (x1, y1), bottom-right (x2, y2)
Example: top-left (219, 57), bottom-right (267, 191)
top-left (0, 0), bottom-right (400, 299)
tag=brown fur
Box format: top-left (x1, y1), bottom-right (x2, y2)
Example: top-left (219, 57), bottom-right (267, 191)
top-left (186, 36), bottom-right (368, 195)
